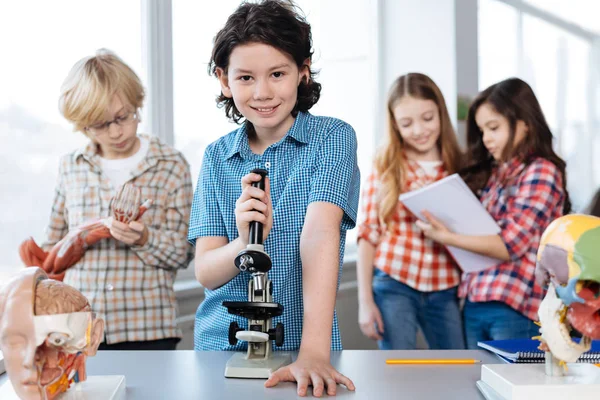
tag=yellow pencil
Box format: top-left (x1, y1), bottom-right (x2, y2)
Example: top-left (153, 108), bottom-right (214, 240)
top-left (386, 359), bottom-right (481, 365)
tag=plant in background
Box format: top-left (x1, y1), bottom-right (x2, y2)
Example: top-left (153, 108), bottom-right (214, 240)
top-left (457, 95), bottom-right (472, 121)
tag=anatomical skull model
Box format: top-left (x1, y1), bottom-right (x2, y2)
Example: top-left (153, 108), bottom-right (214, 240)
top-left (535, 214), bottom-right (600, 368)
top-left (0, 268), bottom-right (104, 399)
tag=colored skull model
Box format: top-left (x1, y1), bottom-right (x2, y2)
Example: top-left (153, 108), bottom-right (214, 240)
top-left (536, 214), bottom-right (600, 363)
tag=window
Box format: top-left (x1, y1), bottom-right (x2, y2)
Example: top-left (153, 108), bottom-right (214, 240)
top-left (478, 0), bottom-right (519, 90)
top-left (524, 0), bottom-right (600, 33)
top-left (478, 0), bottom-right (599, 211)
top-left (172, 1), bottom-right (241, 186)
top-left (0, 1), bottom-right (143, 283)
top-left (0, 1), bottom-right (377, 288)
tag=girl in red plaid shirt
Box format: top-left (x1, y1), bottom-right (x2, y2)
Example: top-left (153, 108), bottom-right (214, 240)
top-left (418, 78), bottom-right (570, 349)
top-left (357, 73), bottom-right (465, 350)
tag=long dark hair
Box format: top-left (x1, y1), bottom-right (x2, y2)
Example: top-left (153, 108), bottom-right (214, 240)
top-left (461, 77), bottom-right (571, 214)
top-left (208, 0), bottom-right (321, 124)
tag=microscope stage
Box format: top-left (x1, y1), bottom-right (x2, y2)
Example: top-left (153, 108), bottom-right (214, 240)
top-left (223, 301), bottom-right (284, 320)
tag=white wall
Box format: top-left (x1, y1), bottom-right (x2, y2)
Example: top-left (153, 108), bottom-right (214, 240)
top-left (377, 0), bottom-right (458, 142)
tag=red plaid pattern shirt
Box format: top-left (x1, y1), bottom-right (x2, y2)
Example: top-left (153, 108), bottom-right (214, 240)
top-left (43, 134), bottom-right (194, 344)
top-left (458, 157), bottom-right (566, 321)
top-left (357, 160), bottom-right (461, 292)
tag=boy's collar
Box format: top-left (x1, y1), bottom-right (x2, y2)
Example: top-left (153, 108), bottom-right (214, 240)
top-left (225, 112), bottom-right (310, 160)
top-left (287, 112), bottom-right (310, 144)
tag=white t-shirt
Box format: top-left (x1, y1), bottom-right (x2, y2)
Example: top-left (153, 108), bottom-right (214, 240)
top-left (417, 160), bottom-right (443, 177)
top-left (100, 136), bottom-right (149, 189)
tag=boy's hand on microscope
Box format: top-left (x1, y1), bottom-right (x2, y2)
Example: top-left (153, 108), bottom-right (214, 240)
top-left (265, 354), bottom-right (355, 397)
top-left (235, 172), bottom-right (273, 245)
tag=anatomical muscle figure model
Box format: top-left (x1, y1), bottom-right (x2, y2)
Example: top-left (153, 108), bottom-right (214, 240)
top-left (18, 183), bottom-right (151, 280)
top-left (535, 214), bottom-right (600, 372)
top-left (0, 267), bottom-right (104, 399)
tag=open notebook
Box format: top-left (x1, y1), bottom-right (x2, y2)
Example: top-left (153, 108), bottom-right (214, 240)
top-left (399, 173), bottom-right (502, 273)
top-left (478, 339), bottom-right (600, 364)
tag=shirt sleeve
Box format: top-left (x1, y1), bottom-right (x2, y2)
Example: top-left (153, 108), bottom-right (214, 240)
top-left (42, 156), bottom-right (69, 249)
top-left (131, 157), bottom-right (195, 270)
top-left (356, 169), bottom-right (383, 247)
top-left (187, 147), bottom-right (228, 245)
top-left (497, 160), bottom-right (565, 261)
top-left (308, 121), bottom-right (360, 231)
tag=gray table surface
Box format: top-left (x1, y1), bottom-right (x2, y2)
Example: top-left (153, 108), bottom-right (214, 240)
top-left (0, 350), bottom-right (501, 399)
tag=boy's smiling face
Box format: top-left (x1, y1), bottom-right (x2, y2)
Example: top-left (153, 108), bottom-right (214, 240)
top-left (217, 42), bottom-right (309, 140)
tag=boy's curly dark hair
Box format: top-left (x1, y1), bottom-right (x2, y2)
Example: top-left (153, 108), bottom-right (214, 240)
top-left (208, 0), bottom-right (321, 124)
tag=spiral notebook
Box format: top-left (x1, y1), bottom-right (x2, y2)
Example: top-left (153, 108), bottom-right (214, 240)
top-left (478, 339), bottom-right (600, 363)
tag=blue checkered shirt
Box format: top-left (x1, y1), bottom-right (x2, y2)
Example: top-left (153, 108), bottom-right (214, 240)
top-left (188, 112), bottom-right (360, 351)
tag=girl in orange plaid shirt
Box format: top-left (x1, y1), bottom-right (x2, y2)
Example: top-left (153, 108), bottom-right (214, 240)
top-left (418, 78), bottom-right (570, 349)
top-left (357, 73), bottom-right (465, 350)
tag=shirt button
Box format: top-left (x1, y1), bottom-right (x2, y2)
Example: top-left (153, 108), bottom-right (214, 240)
top-left (265, 161), bottom-right (271, 168)
top-left (106, 284), bottom-right (114, 291)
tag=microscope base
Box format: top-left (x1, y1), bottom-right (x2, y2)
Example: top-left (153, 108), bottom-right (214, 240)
top-left (224, 352), bottom-right (292, 379)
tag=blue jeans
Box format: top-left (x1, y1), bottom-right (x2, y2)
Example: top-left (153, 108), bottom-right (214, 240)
top-left (463, 299), bottom-right (540, 349)
top-left (372, 269), bottom-right (465, 350)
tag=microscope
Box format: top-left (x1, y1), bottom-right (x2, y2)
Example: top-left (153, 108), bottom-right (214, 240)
top-left (222, 169), bottom-right (292, 378)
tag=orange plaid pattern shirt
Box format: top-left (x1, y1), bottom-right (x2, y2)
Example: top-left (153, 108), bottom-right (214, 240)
top-left (357, 160), bottom-right (460, 291)
top-left (44, 134), bottom-right (194, 344)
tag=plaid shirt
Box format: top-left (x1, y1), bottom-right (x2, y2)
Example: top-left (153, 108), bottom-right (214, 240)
top-left (458, 157), bottom-right (565, 321)
top-left (357, 160), bottom-right (461, 292)
top-left (44, 134), bottom-right (194, 344)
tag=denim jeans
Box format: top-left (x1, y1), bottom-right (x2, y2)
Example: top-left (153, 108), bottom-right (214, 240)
top-left (463, 299), bottom-right (540, 349)
top-left (372, 268), bottom-right (465, 350)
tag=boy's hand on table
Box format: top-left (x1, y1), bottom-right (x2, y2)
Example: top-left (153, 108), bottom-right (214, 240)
top-left (265, 354), bottom-right (355, 397)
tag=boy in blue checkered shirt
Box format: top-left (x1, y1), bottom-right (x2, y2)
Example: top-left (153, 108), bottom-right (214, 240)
top-left (187, 0), bottom-right (360, 396)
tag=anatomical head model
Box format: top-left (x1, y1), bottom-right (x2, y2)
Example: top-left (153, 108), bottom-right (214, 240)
top-left (535, 214), bottom-right (600, 364)
top-left (0, 268), bottom-right (104, 399)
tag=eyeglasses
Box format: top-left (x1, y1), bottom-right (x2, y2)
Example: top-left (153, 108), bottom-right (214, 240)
top-left (86, 111), bottom-right (138, 135)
